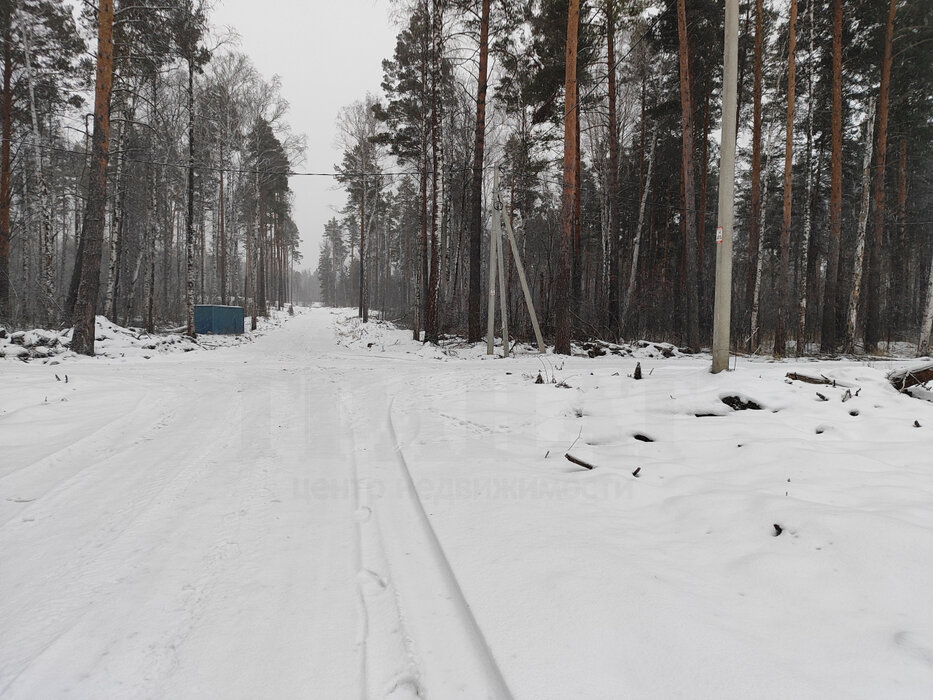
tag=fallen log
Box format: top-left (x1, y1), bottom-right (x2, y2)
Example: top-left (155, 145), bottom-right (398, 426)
top-left (786, 372), bottom-right (834, 385)
top-left (565, 453), bottom-right (596, 471)
top-left (888, 362), bottom-right (933, 392)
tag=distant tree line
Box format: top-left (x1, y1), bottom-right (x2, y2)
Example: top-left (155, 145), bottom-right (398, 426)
top-left (0, 0), bottom-right (306, 354)
top-left (320, 0), bottom-right (933, 356)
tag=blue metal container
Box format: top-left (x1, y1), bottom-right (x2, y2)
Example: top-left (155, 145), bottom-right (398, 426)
top-left (194, 305), bottom-right (245, 335)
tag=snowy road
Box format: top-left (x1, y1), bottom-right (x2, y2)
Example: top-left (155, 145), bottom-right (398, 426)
top-left (3, 308), bottom-right (933, 699)
top-left (1, 311), bottom-right (508, 699)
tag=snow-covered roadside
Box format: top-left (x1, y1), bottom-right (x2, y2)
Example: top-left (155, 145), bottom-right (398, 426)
top-left (389, 358), bottom-right (933, 698)
top-left (329, 310), bottom-right (933, 698)
top-left (0, 307), bottom-right (298, 363)
top-left (2, 307), bottom-right (932, 698)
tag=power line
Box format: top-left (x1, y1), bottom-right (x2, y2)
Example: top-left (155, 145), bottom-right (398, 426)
top-left (26, 138), bottom-right (933, 228)
top-left (26, 138), bottom-right (497, 179)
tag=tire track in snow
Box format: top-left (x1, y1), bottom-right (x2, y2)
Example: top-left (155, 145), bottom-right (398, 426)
top-left (339, 376), bottom-right (512, 699)
top-left (340, 388), bottom-right (424, 700)
top-left (386, 394), bottom-right (513, 700)
top-left (0, 388), bottom-right (153, 507)
top-left (0, 386), bottom-right (241, 694)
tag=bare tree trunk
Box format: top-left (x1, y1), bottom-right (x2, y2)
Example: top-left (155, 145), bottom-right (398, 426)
top-left (21, 19), bottom-right (55, 325)
top-left (425, 0), bottom-right (442, 343)
top-left (606, 0), bottom-right (620, 337)
top-left (22, 173), bottom-right (32, 321)
top-left (126, 240), bottom-right (143, 326)
top-left (246, 178), bottom-right (256, 330)
top-left (676, 0), bottom-right (700, 349)
top-left (773, 0), bottom-right (797, 358)
top-left (554, 0), bottom-right (580, 355)
top-left (919, 250), bottom-right (933, 357)
top-left (750, 123), bottom-right (778, 353)
top-left (843, 99), bottom-right (876, 355)
top-left (414, 0), bottom-right (430, 341)
top-left (185, 59), bottom-right (196, 336)
top-left (467, 0), bottom-right (490, 342)
top-left (71, 0), bottom-right (115, 356)
top-left (795, 0), bottom-right (815, 355)
top-left (698, 75), bottom-right (710, 316)
top-left (59, 191), bottom-right (68, 297)
top-left (359, 173), bottom-right (367, 321)
top-left (104, 116), bottom-right (126, 321)
top-left (219, 144), bottom-right (226, 304)
top-left (364, 182), bottom-right (381, 320)
top-left (384, 205), bottom-right (390, 319)
top-left (200, 196), bottom-right (206, 305)
top-left (257, 193), bottom-right (266, 317)
top-left (144, 177), bottom-right (155, 333)
top-left (0, 21), bottom-right (11, 322)
top-left (894, 138), bottom-right (907, 331)
top-left (864, 0), bottom-right (897, 351)
top-left (746, 0), bottom-right (764, 350)
top-left (624, 125), bottom-right (656, 326)
top-left (821, 0), bottom-right (844, 351)
top-left (573, 93), bottom-right (582, 316)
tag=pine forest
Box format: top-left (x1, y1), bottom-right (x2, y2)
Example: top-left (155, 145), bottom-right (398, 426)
top-left (2, 0), bottom-right (932, 357)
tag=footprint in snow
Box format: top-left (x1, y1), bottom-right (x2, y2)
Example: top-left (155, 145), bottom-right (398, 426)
top-left (355, 506), bottom-right (372, 522)
top-left (894, 631), bottom-right (933, 668)
top-left (357, 568), bottom-right (388, 595)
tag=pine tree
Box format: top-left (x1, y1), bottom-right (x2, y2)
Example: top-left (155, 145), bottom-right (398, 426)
top-left (467, 0), bottom-right (490, 343)
top-left (554, 0), bottom-right (579, 356)
top-left (864, 0), bottom-right (897, 351)
top-left (71, 0), bottom-right (116, 356)
top-left (675, 0), bottom-right (700, 350)
top-left (821, 0), bottom-right (844, 352)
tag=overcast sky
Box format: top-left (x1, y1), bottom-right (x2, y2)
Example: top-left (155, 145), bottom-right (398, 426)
top-left (211, 0), bottom-right (398, 268)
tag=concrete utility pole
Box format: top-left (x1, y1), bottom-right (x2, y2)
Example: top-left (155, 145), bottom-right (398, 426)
top-left (712, 0), bottom-right (739, 373)
top-left (499, 170), bottom-right (545, 354)
top-left (486, 173), bottom-right (500, 355)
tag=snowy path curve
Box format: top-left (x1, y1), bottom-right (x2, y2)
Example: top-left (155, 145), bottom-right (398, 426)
top-left (0, 309), bottom-right (510, 699)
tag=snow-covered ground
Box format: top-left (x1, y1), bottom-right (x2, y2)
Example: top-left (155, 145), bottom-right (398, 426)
top-left (0, 310), bottom-right (292, 363)
top-left (2, 307), bottom-right (932, 699)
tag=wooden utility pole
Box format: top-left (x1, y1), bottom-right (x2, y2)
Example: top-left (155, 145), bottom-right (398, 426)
top-left (495, 170), bottom-right (509, 357)
top-left (485, 166), bottom-right (544, 356)
top-left (499, 170), bottom-right (545, 354)
top-left (713, 0), bottom-right (739, 373)
top-left (486, 182), bottom-right (499, 356)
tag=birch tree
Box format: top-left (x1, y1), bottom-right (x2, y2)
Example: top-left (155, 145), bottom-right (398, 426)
top-left (843, 100), bottom-right (876, 355)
